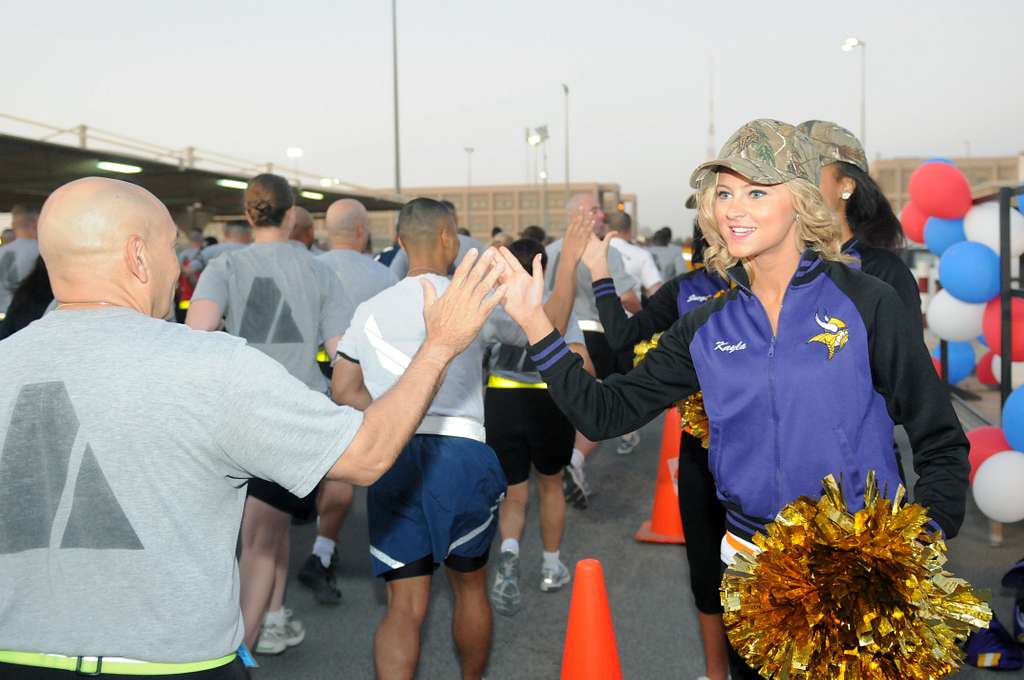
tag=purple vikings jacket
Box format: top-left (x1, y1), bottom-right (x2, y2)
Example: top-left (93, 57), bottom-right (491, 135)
top-left (533, 250), bottom-right (968, 542)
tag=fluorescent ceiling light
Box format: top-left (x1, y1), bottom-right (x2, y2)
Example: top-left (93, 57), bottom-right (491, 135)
top-left (300, 191), bottom-right (324, 201)
top-left (97, 160), bottom-right (142, 174)
top-left (216, 179), bottom-right (248, 190)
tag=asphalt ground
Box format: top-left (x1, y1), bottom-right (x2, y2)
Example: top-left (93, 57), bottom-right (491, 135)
top-left (254, 416), bottom-right (1023, 679)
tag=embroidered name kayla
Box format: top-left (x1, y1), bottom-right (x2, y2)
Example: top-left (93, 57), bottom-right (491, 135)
top-left (714, 340), bottom-right (747, 353)
top-left (687, 293), bottom-right (710, 303)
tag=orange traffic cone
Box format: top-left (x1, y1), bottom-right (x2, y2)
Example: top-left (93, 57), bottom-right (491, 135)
top-left (561, 559), bottom-right (623, 680)
top-left (634, 409), bottom-right (686, 544)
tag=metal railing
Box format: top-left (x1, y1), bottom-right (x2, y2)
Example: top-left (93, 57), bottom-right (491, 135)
top-left (0, 112), bottom-right (400, 201)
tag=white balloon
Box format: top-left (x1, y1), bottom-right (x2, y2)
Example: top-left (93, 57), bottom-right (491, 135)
top-left (964, 203), bottom-right (1024, 258)
top-left (972, 450), bottom-right (1024, 522)
top-left (990, 354), bottom-right (1024, 389)
top-left (926, 289), bottom-right (985, 341)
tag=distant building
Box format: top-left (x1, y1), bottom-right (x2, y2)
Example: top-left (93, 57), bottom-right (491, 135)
top-left (871, 154), bottom-right (1024, 212)
top-left (367, 182), bottom-right (636, 248)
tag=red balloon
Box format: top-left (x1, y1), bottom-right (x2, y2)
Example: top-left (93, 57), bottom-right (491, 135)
top-left (908, 163), bottom-right (973, 219)
top-left (967, 426), bottom-right (1011, 483)
top-left (900, 202), bottom-right (928, 244)
top-left (977, 350), bottom-right (998, 385)
top-left (982, 298), bottom-right (1024, 361)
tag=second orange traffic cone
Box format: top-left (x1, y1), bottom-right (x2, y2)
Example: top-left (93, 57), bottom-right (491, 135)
top-left (634, 409), bottom-right (686, 544)
top-left (561, 559), bottom-right (623, 680)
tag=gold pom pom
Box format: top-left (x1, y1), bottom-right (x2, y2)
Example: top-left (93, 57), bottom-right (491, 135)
top-left (634, 333), bottom-right (710, 448)
top-left (721, 472), bottom-right (991, 679)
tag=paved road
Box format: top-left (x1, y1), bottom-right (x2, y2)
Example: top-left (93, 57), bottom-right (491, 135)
top-left (255, 417), bottom-right (1021, 679)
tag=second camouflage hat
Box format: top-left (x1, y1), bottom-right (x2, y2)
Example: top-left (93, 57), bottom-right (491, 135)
top-left (689, 119), bottom-right (820, 189)
top-left (797, 120), bottom-right (868, 172)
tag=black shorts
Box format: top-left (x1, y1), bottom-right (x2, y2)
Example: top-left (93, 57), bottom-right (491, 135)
top-left (485, 387), bottom-right (575, 484)
top-left (247, 478), bottom-right (319, 522)
top-left (678, 431), bottom-right (726, 615)
top-left (583, 330), bottom-right (616, 380)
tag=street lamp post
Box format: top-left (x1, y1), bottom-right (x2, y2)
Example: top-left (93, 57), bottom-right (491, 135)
top-left (562, 83), bottom-right (570, 203)
top-left (286, 147), bottom-right (304, 188)
top-left (528, 126), bottom-right (550, 229)
top-left (842, 36), bottom-right (867, 148)
top-left (392, 0), bottom-right (401, 195)
top-left (464, 146), bottom-right (474, 232)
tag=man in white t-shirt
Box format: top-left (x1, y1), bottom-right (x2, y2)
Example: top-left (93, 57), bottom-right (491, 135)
top-left (333, 198), bottom-right (505, 680)
top-left (298, 198), bottom-right (400, 605)
top-left (0, 177), bottom-right (503, 679)
top-left (607, 211), bottom-right (662, 300)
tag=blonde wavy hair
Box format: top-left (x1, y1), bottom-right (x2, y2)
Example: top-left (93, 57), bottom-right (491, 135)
top-left (696, 172), bottom-right (850, 279)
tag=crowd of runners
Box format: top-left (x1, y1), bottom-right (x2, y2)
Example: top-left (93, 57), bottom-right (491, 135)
top-left (0, 118), bottom-right (968, 680)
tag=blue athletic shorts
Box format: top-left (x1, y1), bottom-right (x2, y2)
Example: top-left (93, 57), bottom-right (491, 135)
top-left (367, 434), bottom-right (507, 578)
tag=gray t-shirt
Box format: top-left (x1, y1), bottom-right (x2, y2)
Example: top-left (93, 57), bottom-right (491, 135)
top-left (339, 274), bottom-right (484, 426)
top-left (648, 244), bottom-right (685, 280)
top-left (0, 307), bottom-right (363, 662)
top-left (0, 238), bottom-right (40, 313)
top-left (187, 242), bottom-right (249, 274)
top-left (389, 234), bottom-right (485, 279)
top-left (481, 299), bottom-right (584, 384)
top-left (316, 249), bottom-right (398, 314)
top-left (192, 242), bottom-right (350, 391)
top-left (544, 238), bottom-right (636, 324)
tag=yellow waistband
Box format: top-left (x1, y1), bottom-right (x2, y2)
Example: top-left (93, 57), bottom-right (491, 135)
top-left (0, 650), bottom-right (236, 676)
top-left (487, 375), bottom-right (548, 390)
top-left (177, 299), bottom-right (191, 310)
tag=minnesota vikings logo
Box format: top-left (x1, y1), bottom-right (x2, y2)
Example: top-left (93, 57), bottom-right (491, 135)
top-left (807, 311), bottom-right (849, 360)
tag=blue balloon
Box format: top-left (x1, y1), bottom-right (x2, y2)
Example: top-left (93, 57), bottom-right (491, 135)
top-left (924, 157), bottom-right (954, 165)
top-left (1003, 387), bottom-right (1024, 451)
top-left (978, 334), bottom-right (988, 348)
top-left (924, 217), bottom-right (966, 256)
top-left (939, 241), bottom-right (1000, 303)
top-left (931, 342), bottom-right (976, 384)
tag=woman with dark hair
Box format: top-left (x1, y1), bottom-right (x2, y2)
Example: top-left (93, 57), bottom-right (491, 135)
top-left (798, 121), bottom-right (921, 318)
top-left (0, 256), bottom-right (53, 340)
top-left (186, 173), bottom-right (352, 656)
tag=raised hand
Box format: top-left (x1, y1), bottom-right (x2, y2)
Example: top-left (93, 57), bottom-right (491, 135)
top-left (581, 230), bottom-right (618, 280)
top-left (496, 247), bottom-right (554, 343)
top-left (562, 206), bottom-right (596, 265)
top-left (422, 248), bottom-right (505, 357)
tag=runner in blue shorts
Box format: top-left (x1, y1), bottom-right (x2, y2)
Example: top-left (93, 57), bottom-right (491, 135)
top-left (331, 198), bottom-right (506, 680)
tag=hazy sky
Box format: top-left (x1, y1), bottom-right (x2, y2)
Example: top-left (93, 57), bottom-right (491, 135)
top-left (2, 0), bottom-right (1022, 231)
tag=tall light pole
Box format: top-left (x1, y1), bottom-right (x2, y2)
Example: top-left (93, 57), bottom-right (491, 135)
top-left (842, 36), bottom-right (867, 148)
top-left (464, 146), bottom-right (474, 232)
top-left (562, 83), bottom-right (570, 201)
top-left (392, 0), bottom-right (401, 195)
top-left (528, 126), bottom-right (550, 229)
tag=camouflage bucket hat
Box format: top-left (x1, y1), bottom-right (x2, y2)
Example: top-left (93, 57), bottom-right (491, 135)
top-left (688, 119), bottom-right (820, 189)
top-left (797, 120), bottom-right (868, 172)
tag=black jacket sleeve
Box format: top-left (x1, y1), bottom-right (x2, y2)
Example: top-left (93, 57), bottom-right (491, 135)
top-left (850, 272), bottom-right (969, 538)
top-left (528, 316), bottom-right (700, 441)
top-left (859, 247), bottom-right (922, 328)
top-left (594, 276), bottom-right (680, 352)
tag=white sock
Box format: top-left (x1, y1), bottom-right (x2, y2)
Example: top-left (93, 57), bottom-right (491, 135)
top-left (571, 449), bottom-right (585, 468)
top-left (312, 536), bottom-right (336, 568)
top-left (264, 608), bottom-right (286, 627)
top-left (542, 550), bottom-right (561, 571)
top-left (500, 538), bottom-right (520, 556)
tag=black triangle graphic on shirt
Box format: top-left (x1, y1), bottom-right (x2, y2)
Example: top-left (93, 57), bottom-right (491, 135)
top-left (239, 277), bottom-right (282, 344)
top-left (271, 301), bottom-right (304, 344)
top-left (0, 382), bottom-right (78, 554)
top-left (60, 445), bottom-right (143, 550)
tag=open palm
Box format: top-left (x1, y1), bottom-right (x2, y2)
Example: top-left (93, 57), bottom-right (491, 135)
top-left (496, 248), bottom-right (545, 330)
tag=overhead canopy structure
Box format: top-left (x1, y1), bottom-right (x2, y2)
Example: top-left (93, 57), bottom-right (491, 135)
top-left (0, 124), bottom-right (402, 216)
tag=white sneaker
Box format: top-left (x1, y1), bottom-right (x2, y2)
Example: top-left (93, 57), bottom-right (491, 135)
top-left (540, 559), bottom-right (571, 592)
top-left (254, 625), bottom-right (288, 655)
top-left (280, 608), bottom-right (305, 646)
top-left (563, 462), bottom-right (591, 509)
top-left (616, 431), bottom-right (641, 455)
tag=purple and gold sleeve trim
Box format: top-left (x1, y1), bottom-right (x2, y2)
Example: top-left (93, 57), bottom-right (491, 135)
top-left (528, 331), bottom-right (574, 373)
top-left (592, 277), bottom-right (617, 300)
